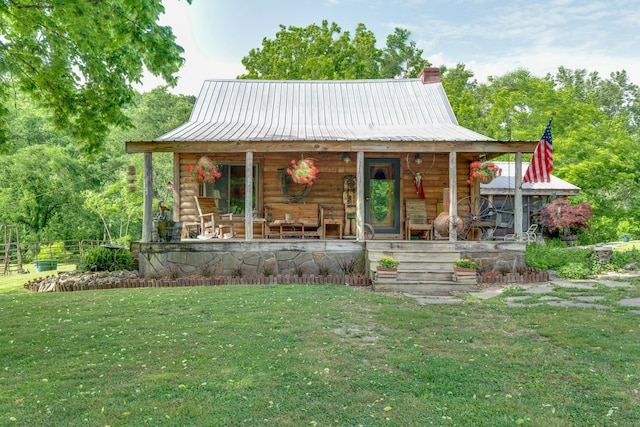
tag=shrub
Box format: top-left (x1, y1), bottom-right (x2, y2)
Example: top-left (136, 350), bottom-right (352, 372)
top-left (610, 248), bottom-right (640, 270)
top-left (80, 246), bottom-right (134, 272)
top-left (557, 262), bottom-right (591, 279)
top-left (537, 198), bottom-right (592, 238)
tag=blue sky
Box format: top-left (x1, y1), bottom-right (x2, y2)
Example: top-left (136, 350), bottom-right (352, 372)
top-left (141, 0), bottom-right (640, 96)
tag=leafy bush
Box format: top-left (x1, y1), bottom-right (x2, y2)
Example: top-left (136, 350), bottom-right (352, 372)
top-left (80, 246), bottom-right (134, 272)
top-left (609, 248), bottom-right (640, 270)
top-left (557, 262), bottom-right (592, 279)
top-left (35, 241), bottom-right (67, 260)
top-left (526, 242), bottom-right (637, 278)
top-left (524, 241), bottom-right (591, 270)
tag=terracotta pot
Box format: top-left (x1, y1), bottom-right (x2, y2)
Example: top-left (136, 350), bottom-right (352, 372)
top-left (453, 266), bottom-right (476, 273)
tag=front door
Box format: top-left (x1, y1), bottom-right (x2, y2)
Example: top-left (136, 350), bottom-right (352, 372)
top-left (365, 158), bottom-right (400, 235)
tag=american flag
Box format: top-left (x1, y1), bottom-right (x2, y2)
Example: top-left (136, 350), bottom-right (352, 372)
top-left (523, 117), bottom-right (554, 183)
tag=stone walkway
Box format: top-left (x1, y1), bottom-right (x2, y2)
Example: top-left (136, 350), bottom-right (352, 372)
top-left (408, 273), bottom-right (640, 314)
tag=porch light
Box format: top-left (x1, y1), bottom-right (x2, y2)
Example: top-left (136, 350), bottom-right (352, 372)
top-left (342, 152), bottom-right (351, 163)
top-left (414, 153), bottom-right (422, 164)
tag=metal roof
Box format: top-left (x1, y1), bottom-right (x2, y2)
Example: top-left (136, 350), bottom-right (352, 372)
top-left (154, 79), bottom-right (495, 142)
top-left (481, 162), bottom-right (580, 196)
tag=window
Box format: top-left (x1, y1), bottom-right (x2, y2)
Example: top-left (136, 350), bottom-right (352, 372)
top-left (203, 163), bottom-right (258, 215)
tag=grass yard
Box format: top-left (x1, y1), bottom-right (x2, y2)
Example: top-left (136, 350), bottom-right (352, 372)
top-left (1, 275), bottom-right (639, 426)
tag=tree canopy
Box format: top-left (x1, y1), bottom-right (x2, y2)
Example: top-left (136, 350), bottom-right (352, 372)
top-left (440, 65), bottom-right (640, 241)
top-left (239, 21), bottom-right (427, 80)
top-left (0, 0), bottom-right (191, 153)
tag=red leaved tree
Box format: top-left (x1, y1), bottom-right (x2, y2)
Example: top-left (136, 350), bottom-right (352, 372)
top-left (537, 198), bottom-right (592, 237)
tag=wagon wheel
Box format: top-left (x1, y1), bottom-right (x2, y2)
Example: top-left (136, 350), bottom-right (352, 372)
top-left (456, 196), bottom-right (498, 240)
top-left (364, 223), bottom-right (375, 240)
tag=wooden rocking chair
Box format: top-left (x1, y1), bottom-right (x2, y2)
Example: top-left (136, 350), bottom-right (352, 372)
top-left (194, 196), bottom-right (232, 238)
top-left (405, 199), bottom-right (432, 240)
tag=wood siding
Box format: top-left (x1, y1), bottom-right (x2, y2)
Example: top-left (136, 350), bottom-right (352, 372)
top-left (176, 151), bottom-right (479, 237)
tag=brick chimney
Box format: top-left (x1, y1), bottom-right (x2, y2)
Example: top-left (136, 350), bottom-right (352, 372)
top-left (418, 65), bottom-right (441, 84)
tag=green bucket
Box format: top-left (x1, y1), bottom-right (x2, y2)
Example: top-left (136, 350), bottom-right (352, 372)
top-left (34, 259), bottom-right (58, 272)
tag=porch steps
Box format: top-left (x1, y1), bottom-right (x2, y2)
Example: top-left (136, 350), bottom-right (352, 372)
top-left (366, 241), bottom-right (477, 295)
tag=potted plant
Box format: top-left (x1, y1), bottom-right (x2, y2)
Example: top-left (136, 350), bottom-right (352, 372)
top-left (467, 161), bottom-right (502, 184)
top-left (377, 256), bottom-right (400, 271)
top-left (453, 258), bottom-right (478, 272)
top-left (287, 156), bottom-right (319, 185)
top-left (452, 258), bottom-right (478, 284)
top-left (186, 157), bottom-right (222, 184)
top-left (537, 198), bottom-right (592, 244)
top-left (376, 256), bottom-right (399, 282)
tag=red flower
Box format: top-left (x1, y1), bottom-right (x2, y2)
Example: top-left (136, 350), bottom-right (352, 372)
top-left (186, 157), bottom-right (222, 184)
top-left (288, 158), bottom-right (319, 185)
top-left (467, 161), bottom-right (502, 184)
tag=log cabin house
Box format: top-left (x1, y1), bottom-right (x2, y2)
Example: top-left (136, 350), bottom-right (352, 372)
top-left (126, 66), bottom-right (538, 294)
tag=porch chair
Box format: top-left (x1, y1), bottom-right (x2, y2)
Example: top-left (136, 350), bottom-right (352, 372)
top-left (194, 196), bottom-right (232, 238)
top-left (504, 224), bottom-right (538, 243)
top-left (404, 199), bottom-right (432, 240)
top-left (523, 224), bottom-right (539, 243)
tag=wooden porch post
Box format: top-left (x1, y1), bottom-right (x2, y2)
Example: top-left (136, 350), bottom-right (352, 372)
top-left (245, 151), bottom-right (254, 240)
top-left (448, 151), bottom-right (458, 241)
top-left (172, 153), bottom-right (180, 222)
top-left (514, 152), bottom-right (523, 240)
top-left (356, 151), bottom-right (365, 241)
top-left (142, 152), bottom-right (153, 242)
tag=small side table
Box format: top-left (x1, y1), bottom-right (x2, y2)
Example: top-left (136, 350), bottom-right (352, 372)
top-left (183, 222), bottom-right (200, 238)
top-left (323, 219), bottom-right (343, 239)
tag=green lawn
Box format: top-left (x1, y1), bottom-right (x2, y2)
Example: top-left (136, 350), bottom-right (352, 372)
top-left (1, 275), bottom-right (639, 426)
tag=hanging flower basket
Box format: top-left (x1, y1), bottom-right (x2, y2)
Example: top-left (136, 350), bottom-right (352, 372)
top-left (467, 161), bottom-right (501, 184)
top-left (479, 175), bottom-right (493, 184)
top-left (287, 157), bottom-right (319, 185)
top-left (186, 157), bottom-right (222, 184)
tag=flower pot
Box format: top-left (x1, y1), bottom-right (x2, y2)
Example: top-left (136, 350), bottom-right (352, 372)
top-left (560, 234), bottom-right (578, 245)
top-left (453, 267), bottom-right (476, 273)
top-left (375, 266), bottom-right (398, 281)
top-left (34, 259), bottom-right (58, 272)
top-left (479, 175), bottom-right (494, 184)
top-left (452, 266), bottom-right (477, 284)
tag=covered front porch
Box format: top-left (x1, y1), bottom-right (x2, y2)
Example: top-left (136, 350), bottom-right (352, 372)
top-left (136, 148), bottom-right (535, 243)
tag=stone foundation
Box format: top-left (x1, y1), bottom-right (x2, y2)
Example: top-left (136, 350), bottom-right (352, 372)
top-left (132, 240), bottom-right (366, 279)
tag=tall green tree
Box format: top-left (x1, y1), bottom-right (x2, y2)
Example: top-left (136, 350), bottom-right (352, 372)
top-left (0, 145), bottom-right (97, 240)
top-left (440, 64), bottom-right (485, 133)
top-left (0, 87), bottom-right (193, 242)
top-left (447, 67), bottom-right (640, 242)
top-left (0, 0), bottom-right (191, 153)
top-left (240, 21), bottom-right (427, 80)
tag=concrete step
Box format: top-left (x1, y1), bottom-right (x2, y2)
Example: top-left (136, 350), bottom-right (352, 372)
top-left (372, 280), bottom-right (478, 295)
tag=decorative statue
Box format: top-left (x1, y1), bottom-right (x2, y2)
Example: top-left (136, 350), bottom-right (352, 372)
top-left (406, 154), bottom-right (435, 199)
top-left (343, 175), bottom-right (356, 236)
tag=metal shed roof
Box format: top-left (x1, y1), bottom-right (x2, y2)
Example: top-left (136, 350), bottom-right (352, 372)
top-left (154, 79), bottom-right (495, 142)
top-left (481, 162), bottom-right (580, 196)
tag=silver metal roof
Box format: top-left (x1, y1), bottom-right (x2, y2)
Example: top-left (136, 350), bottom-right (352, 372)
top-left (154, 79), bottom-right (494, 142)
top-left (481, 162), bottom-right (580, 196)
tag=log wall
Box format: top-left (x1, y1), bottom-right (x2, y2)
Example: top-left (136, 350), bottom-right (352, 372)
top-left (176, 151), bottom-right (478, 232)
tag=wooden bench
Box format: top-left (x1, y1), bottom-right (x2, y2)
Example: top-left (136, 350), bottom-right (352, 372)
top-left (265, 203), bottom-right (323, 239)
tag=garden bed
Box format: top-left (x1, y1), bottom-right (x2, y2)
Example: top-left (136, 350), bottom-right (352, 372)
top-left (477, 269), bottom-right (549, 286)
top-left (23, 270), bottom-right (371, 292)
